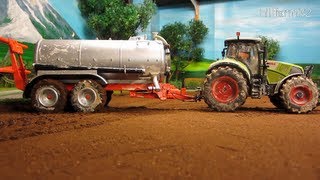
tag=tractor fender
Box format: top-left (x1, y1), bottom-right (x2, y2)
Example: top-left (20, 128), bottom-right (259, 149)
top-left (273, 73), bottom-right (303, 95)
top-left (206, 60), bottom-right (251, 81)
top-left (23, 73), bottom-right (108, 98)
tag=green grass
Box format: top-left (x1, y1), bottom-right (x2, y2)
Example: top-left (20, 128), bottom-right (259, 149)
top-left (0, 42), bottom-right (35, 88)
top-left (0, 43), bottom-right (8, 58)
top-left (297, 64), bottom-right (320, 77)
top-left (113, 91), bottom-right (129, 95)
top-left (184, 61), bottom-right (212, 72)
top-left (169, 80), bottom-right (183, 89)
top-left (21, 42), bottom-right (35, 69)
top-left (0, 98), bottom-right (30, 105)
top-left (0, 87), bottom-right (17, 91)
top-left (0, 42), bottom-right (35, 69)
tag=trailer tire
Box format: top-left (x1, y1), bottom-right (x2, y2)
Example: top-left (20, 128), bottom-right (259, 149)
top-left (31, 79), bottom-right (67, 113)
top-left (269, 94), bottom-right (284, 109)
top-left (204, 66), bottom-right (248, 111)
top-left (105, 91), bottom-right (113, 107)
top-left (280, 76), bottom-right (318, 113)
top-left (71, 80), bottom-right (106, 112)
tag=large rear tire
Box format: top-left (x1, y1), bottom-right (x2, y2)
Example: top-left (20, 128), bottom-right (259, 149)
top-left (280, 76), bottom-right (318, 113)
top-left (203, 66), bottom-right (248, 111)
top-left (31, 79), bottom-right (67, 113)
top-left (71, 80), bottom-right (106, 112)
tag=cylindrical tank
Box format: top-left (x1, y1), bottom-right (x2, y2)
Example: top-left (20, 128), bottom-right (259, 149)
top-left (34, 38), bottom-right (170, 77)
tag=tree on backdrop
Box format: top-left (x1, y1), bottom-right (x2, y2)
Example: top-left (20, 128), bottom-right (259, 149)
top-left (160, 20), bottom-right (208, 80)
top-left (188, 20), bottom-right (208, 61)
top-left (78, 0), bottom-right (156, 40)
top-left (259, 36), bottom-right (280, 60)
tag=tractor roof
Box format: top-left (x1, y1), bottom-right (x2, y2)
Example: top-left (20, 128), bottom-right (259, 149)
top-left (225, 37), bottom-right (262, 45)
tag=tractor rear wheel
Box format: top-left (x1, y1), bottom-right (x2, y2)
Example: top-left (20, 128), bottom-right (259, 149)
top-left (203, 66), bottom-right (248, 111)
top-left (71, 80), bottom-right (106, 112)
top-left (269, 94), bottom-right (284, 109)
top-left (31, 79), bottom-right (67, 113)
top-left (280, 76), bottom-right (318, 113)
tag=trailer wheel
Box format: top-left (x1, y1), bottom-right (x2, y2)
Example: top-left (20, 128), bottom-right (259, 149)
top-left (105, 91), bottom-right (113, 107)
top-left (31, 79), bottom-right (67, 113)
top-left (71, 80), bottom-right (106, 112)
top-left (203, 66), bottom-right (248, 111)
top-left (268, 94), bottom-right (284, 109)
top-left (280, 76), bottom-right (318, 113)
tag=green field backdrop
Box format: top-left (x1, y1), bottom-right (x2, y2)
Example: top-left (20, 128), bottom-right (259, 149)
top-left (0, 42), bottom-right (35, 69)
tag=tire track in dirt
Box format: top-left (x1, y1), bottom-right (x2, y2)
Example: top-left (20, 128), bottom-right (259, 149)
top-left (1, 95), bottom-right (320, 142)
top-left (0, 96), bottom-right (319, 179)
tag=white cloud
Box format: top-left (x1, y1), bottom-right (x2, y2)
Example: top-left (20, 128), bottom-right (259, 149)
top-left (263, 32), bottom-right (290, 42)
top-left (216, 16), bottom-right (288, 29)
top-left (214, 30), bottom-right (228, 39)
top-left (302, 21), bottom-right (320, 28)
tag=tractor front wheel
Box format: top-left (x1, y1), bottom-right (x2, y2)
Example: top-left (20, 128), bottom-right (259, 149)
top-left (280, 76), bottom-right (318, 113)
top-left (269, 94), bottom-right (284, 109)
top-left (203, 66), bottom-right (248, 111)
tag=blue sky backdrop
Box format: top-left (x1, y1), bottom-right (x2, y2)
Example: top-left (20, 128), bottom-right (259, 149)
top-left (48, 0), bottom-right (93, 39)
top-left (49, 0), bottom-right (320, 64)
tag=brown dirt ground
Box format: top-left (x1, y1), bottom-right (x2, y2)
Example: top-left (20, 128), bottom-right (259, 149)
top-left (0, 95), bottom-right (319, 179)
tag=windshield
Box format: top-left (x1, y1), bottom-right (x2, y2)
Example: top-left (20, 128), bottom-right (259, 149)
top-left (226, 42), bottom-right (260, 74)
top-left (226, 42), bottom-right (258, 61)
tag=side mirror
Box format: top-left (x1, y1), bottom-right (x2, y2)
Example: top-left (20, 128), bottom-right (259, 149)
top-left (263, 46), bottom-right (267, 60)
top-left (221, 48), bottom-right (227, 58)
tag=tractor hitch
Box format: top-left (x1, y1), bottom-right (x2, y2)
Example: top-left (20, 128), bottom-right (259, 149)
top-left (127, 83), bottom-right (203, 102)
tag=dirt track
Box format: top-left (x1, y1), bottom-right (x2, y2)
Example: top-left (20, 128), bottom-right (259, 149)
top-left (0, 95), bottom-right (319, 179)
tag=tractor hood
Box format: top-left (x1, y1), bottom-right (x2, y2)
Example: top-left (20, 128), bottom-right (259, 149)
top-left (267, 60), bottom-right (304, 84)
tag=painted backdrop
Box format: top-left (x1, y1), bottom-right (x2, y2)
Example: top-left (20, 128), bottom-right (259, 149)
top-left (49, 0), bottom-right (320, 64)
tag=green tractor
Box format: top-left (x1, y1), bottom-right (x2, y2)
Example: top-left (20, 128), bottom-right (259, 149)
top-left (203, 32), bottom-right (318, 113)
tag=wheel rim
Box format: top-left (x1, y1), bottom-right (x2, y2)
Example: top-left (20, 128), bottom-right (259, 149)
top-left (37, 87), bottom-right (59, 107)
top-left (211, 76), bottom-right (239, 103)
top-left (77, 87), bottom-right (98, 107)
top-left (290, 86), bottom-right (312, 105)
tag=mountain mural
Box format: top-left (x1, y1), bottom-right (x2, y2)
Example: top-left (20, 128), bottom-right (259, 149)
top-left (0, 0), bottom-right (79, 43)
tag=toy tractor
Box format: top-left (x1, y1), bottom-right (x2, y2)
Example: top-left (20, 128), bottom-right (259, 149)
top-left (203, 32), bottom-right (318, 113)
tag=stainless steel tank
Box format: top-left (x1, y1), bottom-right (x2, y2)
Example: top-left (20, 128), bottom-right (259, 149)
top-left (34, 37), bottom-right (170, 80)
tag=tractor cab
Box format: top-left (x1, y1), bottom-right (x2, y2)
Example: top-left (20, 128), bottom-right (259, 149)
top-left (220, 32), bottom-right (269, 98)
top-left (222, 32), bottom-right (266, 76)
top-left (222, 32), bottom-right (306, 86)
